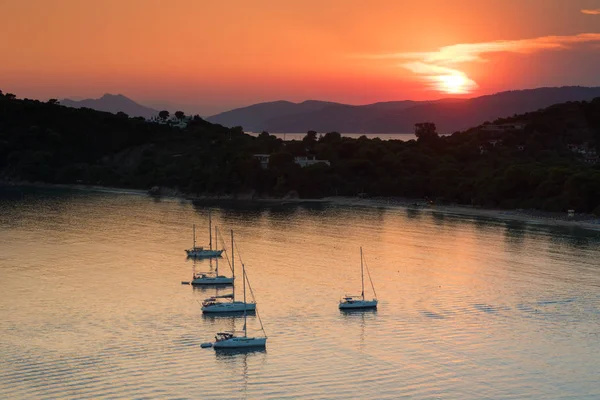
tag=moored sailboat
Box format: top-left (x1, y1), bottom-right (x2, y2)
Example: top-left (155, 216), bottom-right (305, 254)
top-left (191, 226), bottom-right (233, 286)
top-left (339, 247), bottom-right (378, 310)
top-left (202, 230), bottom-right (256, 313)
top-left (212, 258), bottom-right (267, 349)
top-left (186, 211), bottom-right (224, 258)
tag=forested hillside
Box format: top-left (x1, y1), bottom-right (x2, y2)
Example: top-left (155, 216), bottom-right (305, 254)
top-left (1, 92), bottom-right (599, 213)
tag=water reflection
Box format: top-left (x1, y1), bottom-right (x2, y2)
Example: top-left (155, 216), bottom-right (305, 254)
top-left (405, 208), bottom-right (422, 219)
top-left (201, 310), bottom-right (256, 321)
top-left (191, 285), bottom-right (234, 294)
top-left (339, 308), bottom-right (378, 317)
top-left (2, 187), bottom-right (600, 399)
top-left (214, 346), bottom-right (267, 398)
top-left (214, 347), bottom-right (267, 358)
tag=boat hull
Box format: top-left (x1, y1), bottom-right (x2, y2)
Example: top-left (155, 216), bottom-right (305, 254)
top-left (213, 337), bottom-right (267, 349)
top-left (339, 299), bottom-right (378, 309)
top-left (202, 302), bottom-right (256, 313)
top-left (191, 277), bottom-right (234, 285)
top-left (186, 249), bottom-right (223, 258)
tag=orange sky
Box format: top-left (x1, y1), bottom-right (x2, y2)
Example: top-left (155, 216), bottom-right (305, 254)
top-left (2, 0), bottom-right (600, 114)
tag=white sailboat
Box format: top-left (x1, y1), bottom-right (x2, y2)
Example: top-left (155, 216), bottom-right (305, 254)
top-left (191, 226), bottom-right (234, 286)
top-left (202, 230), bottom-right (256, 313)
top-left (186, 211), bottom-right (224, 258)
top-left (212, 260), bottom-right (267, 349)
top-left (339, 247), bottom-right (378, 310)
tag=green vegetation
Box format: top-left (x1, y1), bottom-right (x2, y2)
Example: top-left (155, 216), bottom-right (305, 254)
top-left (1, 92), bottom-right (599, 213)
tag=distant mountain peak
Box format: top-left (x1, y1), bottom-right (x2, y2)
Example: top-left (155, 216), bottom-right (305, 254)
top-left (61, 93), bottom-right (158, 118)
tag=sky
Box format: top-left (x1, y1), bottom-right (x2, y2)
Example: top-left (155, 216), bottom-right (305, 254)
top-left (2, 0), bottom-right (600, 115)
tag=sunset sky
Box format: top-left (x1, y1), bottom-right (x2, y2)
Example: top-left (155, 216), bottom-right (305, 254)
top-left (2, 0), bottom-right (600, 115)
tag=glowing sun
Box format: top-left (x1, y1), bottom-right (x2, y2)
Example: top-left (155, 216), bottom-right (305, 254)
top-left (437, 74), bottom-right (470, 94)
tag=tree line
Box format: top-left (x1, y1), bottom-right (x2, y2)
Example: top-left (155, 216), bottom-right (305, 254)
top-left (1, 91), bottom-right (599, 214)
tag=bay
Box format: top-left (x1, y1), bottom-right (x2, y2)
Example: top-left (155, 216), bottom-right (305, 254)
top-left (1, 187), bottom-right (599, 399)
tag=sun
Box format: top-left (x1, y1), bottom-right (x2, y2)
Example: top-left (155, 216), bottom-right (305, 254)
top-left (437, 74), bottom-right (469, 94)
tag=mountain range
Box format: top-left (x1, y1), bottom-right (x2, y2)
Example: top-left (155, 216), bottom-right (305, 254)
top-left (206, 87), bottom-right (600, 134)
top-left (58, 87), bottom-right (600, 134)
top-left (61, 94), bottom-right (159, 119)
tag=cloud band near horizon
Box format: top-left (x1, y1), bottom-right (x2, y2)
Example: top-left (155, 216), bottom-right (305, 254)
top-left (364, 33), bottom-right (600, 93)
top-left (581, 9), bottom-right (600, 14)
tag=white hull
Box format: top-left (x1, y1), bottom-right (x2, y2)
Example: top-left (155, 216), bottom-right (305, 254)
top-left (213, 337), bottom-right (267, 349)
top-left (202, 302), bottom-right (256, 313)
top-left (186, 249), bottom-right (223, 258)
top-left (191, 276), bottom-right (234, 285)
top-left (339, 299), bottom-right (378, 309)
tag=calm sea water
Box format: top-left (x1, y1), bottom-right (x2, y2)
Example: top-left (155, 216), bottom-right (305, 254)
top-left (1, 187), bottom-right (599, 399)
top-left (246, 132), bottom-right (417, 141)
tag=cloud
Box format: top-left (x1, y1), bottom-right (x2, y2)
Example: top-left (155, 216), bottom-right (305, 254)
top-left (371, 33), bottom-right (600, 64)
top-left (365, 33), bottom-right (600, 93)
top-left (581, 9), bottom-right (600, 14)
top-left (402, 62), bottom-right (478, 94)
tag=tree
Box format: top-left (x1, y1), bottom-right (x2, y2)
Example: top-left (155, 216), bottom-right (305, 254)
top-left (175, 111), bottom-right (185, 120)
top-left (159, 110), bottom-right (170, 120)
top-left (47, 98), bottom-right (59, 105)
top-left (320, 131), bottom-right (342, 144)
top-left (116, 111), bottom-right (129, 118)
top-left (415, 122), bottom-right (438, 140)
top-left (303, 130), bottom-right (318, 148)
top-left (268, 152), bottom-right (295, 170)
top-left (5, 93), bottom-right (16, 100)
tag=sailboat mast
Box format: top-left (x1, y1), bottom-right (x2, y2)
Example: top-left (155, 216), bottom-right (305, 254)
top-left (193, 224), bottom-right (196, 249)
top-left (231, 229), bottom-right (235, 301)
top-left (360, 247), bottom-right (365, 300)
top-left (208, 211), bottom-right (212, 250)
top-left (243, 263), bottom-right (247, 338)
top-left (215, 226), bottom-right (219, 275)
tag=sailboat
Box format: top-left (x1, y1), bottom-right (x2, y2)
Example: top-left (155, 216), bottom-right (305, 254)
top-left (202, 230), bottom-right (256, 313)
top-left (185, 211), bottom-right (224, 258)
top-left (212, 259), bottom-right (267, 349)
top-left (339, 247), bottom-right (378, 310)
top-left (191, 226), bottom-right (234, 286)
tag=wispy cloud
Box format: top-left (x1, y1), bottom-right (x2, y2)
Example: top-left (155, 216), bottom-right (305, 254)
top-left (402, 62), bottom-right (478, 94)
top-left (581, 9), bottom-right (600, 14)
top-left (365, 33), bottom-right (600, 93)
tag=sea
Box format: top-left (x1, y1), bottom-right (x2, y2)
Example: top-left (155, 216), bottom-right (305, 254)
top-left (1, 186), bottom-right (599, 399)
top-left (246, 132), bottom-right (417, 141)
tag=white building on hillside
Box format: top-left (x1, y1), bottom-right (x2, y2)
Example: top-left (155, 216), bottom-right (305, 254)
top-left (294, 156), bottom-right (330, 167)
top-left (481, 122), bottom-right (526, 132)
top-left (253, 154), bottom-right (331, 169)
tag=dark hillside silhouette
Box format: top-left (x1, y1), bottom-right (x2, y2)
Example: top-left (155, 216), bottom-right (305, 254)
top-left (61, 93), bottom-right (159, 119)
top-left (1, 91), bottom-right (599, 213)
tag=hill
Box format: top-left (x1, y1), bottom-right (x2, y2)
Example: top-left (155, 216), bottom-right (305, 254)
top-left (206, 100), bottom-right (341, 131)
top-left (61, 93), bottom-right (159, 118)
top-left (1, 91), bottom-right (599, 213)
top-left (207, 87), bottom-right (600, 133)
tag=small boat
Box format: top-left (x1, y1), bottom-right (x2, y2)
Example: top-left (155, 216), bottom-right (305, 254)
top-left (339, 247), bottom-right (378, 310)
top-left (186, 211), bottom-right (224, 258)
top-left (191, 226), bottom-right (233, 286)
top-left (202, 230), bottom-right (256, 313)
top-left (212, 250), bottom-right (267, 349)
top-left (191, 257), bottom-right (234, 286)
top-left (213, 331), bottom-right (266, 349)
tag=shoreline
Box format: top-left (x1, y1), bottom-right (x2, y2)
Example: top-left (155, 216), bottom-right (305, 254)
top-left (326, 196), bottom-right (600, 232)
top-left (3, 181), bottom-right (600, 232)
